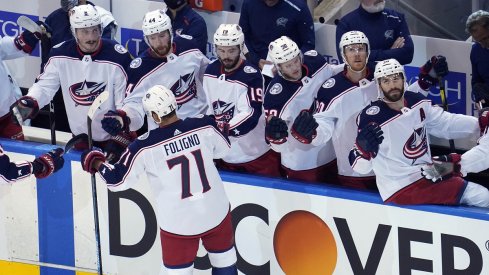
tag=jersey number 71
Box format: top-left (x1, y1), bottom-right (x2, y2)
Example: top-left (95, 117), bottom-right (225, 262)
top-left (167, 149), bottom-right (211, 199)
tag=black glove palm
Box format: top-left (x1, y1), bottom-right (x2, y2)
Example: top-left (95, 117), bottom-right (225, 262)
top-left (291, 111), bottom-right (318, 144)
top-left (265, 116), bottom-right (288, 144)
top-left (355, 123), bottom-right (384, 159)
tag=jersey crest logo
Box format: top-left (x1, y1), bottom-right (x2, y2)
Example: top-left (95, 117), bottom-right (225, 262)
top-left (114, 44), bottom-right (128, 54)
top-left (212, 99), bottom-right (235, 123)
top-left (322, 78), bottom-right (335, 89)
top-left (130, 58), bottom-right (142, 69)
top-left (269, 83), bottom-right (283, 95)
top-left (366, 106), bottom-right (380, 115)
top-left (384, 30), bottom-right (394, 40)
top-left (276, 17), bottom-right (288, 27)
top-left (243, 66), bottom-right (257, 74)
top-left (403, 125), bottom-right (428, 163)
top-left (69, 80), bottom-right (107, 106)
top-left (170, 72), bottom-right (198, 107)
top-left (304, 50), bottom-right (318, 57)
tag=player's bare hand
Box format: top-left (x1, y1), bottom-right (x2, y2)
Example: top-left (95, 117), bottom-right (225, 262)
top-left (390, 37), bottom-right (405, 49)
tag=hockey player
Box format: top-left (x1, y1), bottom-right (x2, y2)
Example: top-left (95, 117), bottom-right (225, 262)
top-left (11, 5), bottom-right (132, 162)
top-left (350, 59), bottom-right (489, 207)
top-left (1, 145), bottom-right (64, 183)
top-left (101, 9), bottom-right (209, 137)
top-left (1, 24), bottom-right (46, 140)
top-left (263, 36), bottom-right (343, 183)
top-left (289, 31), bottom-right (448, 189)
top-left (204, 24), bottom-right (280, 177)
top-left (81, 85), bottom-right (237, 275)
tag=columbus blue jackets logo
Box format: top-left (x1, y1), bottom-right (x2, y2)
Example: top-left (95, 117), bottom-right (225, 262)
top-left (69, 80), bottom-right (107, 106)
top-left (212, 99), bottom-right (235, 123)
top-left (276, 17), bottom-right (288, 27)
top-left (170, 72), bottom-right (197, 107)
top-left (403, 125), bottom-right (428, 163)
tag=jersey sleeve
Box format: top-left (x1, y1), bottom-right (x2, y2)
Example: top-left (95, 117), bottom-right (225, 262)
top-left (121, 63), bottom-right (147, 132)
top-left (0, 146), bottom-right (32, 184)
top-left (27, 57), bottom-right (62, 108)
top-left (227, 72), bottom-right (264, 137)
top-left (406, 80), bottom-right (429, 97)
top-left (297, 5), bottom-right (315, 53)
top-left (425, 103), bottom-right (479, 140)
top-left (460, 132), bottom-right (489, 175)
top-left (207, 117), bottom-right (231, 159)
top-left (0, 36), bottom-right (28, 60)
top-left (348, 108), bottom-right (374, 174)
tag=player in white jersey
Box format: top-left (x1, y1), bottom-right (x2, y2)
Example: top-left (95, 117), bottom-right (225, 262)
top-left (204, 24), bottom-right (280, 177)
top-left (101, 9), bottom-right (209, 137)
top-left (350, 59), bottom-right (489, 207)
top-left (11, 5), bottom-right (132, 162)
top-left (0, 23), bottom-right (47, 139)
top-left (263, 36), bottom-right (344, 183)
top-left (0, 145), bottom-right (64, 184)
top-left (289, 31), bottom-right (448, 189)
top-left (81, 85), bottom-right (237, 275)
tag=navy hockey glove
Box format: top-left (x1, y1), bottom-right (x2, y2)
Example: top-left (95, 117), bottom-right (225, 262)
top-left (102, 110), bottom-right (131, 136)
top-left (473, 83), bottom-right (489, 104)
top-left (81, 148), bottom-right (106, 174)
top-left (32, 148), bottom-right (65, 179)
top-left (355, 122), bottom-right (384, 159)
top-left (265, 116), bottom-right (288, 144)
top-left (10, 96), bottom-right (40, 121)
top-left (421, 153), bottom-right (462, 182)
top-left (291, 111), bottom-right (318, 144)
top-left (418, 55), bottom-right (449, 90)
top-left (104, 131), bottom-right (136, 164)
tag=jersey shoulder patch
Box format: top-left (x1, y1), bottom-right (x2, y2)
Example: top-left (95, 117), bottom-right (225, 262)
top-left (268, 83), bottom-right (283, 95)
top-left (365, 106), bottom-right (380, 115)
top-left (114, 44), bottom-right (128, 54)
top-left (243, 65), bottom-right (257, 74)
top-left (322, 78), bottom-right (336, 89)
top-left (179, 34), bottom-right (193, 40)
top-left (304, 50), bottom-right (318, 56)
top-left (130, 58), bottom-right (142, 69)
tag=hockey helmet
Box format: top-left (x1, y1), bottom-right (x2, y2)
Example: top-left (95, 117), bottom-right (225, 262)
top-left (214, 24), bottom-right (244, 50)
top-left (142, 9), bottom-right (173, 46)
top-left (69, 5), bottom-right (101, 34)
top-left (143, 85), bottom-right (177, 123)
top-left (340, 31), bottom-right (370, 67)
top-left (268, 36), bottom-right (301, 65)
top-left (374, 58), bottom-right (405, 81)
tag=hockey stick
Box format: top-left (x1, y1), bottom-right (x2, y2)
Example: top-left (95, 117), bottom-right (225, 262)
top-left (87, 91), bottom-right (109, 275)
top-left (64, 133), bottom-right (88, 153)
top-left (18, 16), bottom-right (57, 144)
top-left (438, 76), bottom-right (456, 152)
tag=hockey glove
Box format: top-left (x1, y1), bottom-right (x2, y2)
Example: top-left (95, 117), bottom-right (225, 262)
top-left (216, 121), bottom-right (230, 137)
top-left (265, 116), bottom-right (288, 144)
top-left (291, 111), bottom-right (318, 144)
top-left (81, 148), bottom-right (106, 174)
top-left (418, 56), bottom-right (449, 90)
top-left (32, 148), bottom-right (65, 179)
top-left (104, 131), bottom-right (136, 164)
top-left (10, 96), bottom-right (39, 122)
top-left (479, 107), bottom-right (489, 135)
top-left (355, 122), bottom-right (384, 159)
top-left (421, 153), bottom-right (462, 182)
top-left (473, 83), bottom-right (489, 104)
top-left (101, 110), bottom-right (131, 136)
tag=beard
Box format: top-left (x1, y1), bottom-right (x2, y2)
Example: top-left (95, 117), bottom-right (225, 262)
top-left (383, 88), bottom-right (404, 102)
top-left (362, 1), bottom-right (386, 13)
top-left (220, 56), bottom-right (241, 71)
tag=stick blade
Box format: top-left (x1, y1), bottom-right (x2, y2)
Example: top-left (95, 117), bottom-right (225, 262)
top-left (17, 15), bottom-right (42, 34)
top-left (88, 91), bottom-right (110, 120)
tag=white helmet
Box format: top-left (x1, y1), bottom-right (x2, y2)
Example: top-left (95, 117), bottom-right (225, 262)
top-left (268, 36), bottom-right (301, 64)
top-left (142, 9), bottom-right (172, 40)
top-left (374, 58), bottom-right (405, 81)
top-left (69, 5), bottom-right (101, 35)
top-left (340, 31), bottom-right (370, 69)
top-left (142, 85), bottom-right (177, 123)
top-left (214, 24), bottom-right (244, 50)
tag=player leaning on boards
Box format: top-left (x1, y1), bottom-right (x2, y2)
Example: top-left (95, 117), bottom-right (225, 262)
top-left (101, 9), bottom-right (209, 138)
top-left (81, 86), bottom-right (238, 275)
top-left (203, 24), bottom-right (281, 177)
top-left (288, 31), bottom-right (448, 189)
top-left (0, 145), bottom-right (64, 183)
top-left (11, 5), bottom-right (132, 163)
top-left (350, 59), bottom-right (489, 207)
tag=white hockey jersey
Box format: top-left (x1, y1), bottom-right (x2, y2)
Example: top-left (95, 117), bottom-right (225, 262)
top-left (350, 92), bottom-right (479, 201)
top-left (0, 36), bottom-right (28, 118)
top-left (263, 51), bottom-right (343, 170)
top-left (98, 116), bottom-right (231, 236)
top-left (313, 67), bottom-right (429, 178)
top-left (0, 144), bottom-right (32, 184)
top-left (460, 130), bottom-right (489, 175)
top-left (123, 36), bottom-right (210, 132)
top-left (27, 39), bottom-right (131, 141)
top-left (203, 59), bottom-right (270, 163)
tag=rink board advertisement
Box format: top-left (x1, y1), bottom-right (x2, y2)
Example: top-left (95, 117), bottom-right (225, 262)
top-left (1, 140), bottom-right (489, 274)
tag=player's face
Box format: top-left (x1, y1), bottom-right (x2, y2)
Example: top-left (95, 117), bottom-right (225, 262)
top-left (75, 26), bottom-right (101, 53)
top-left (471, 24), bottom-right (489, 49)
top-left (147, 30), bottom-right (172, 56)
top-left (263, 0), bottom-right (280, 7)
top-left (344, 43), bottom-right (368, 71)
top-left (361, 0), bottom-right (385, 13)
top-left (379, 73), bottom-right (405, 102)
top-left (278, 55), bottom-right (302, 81)
top-left (216, 45), bottom-right (241, 71)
